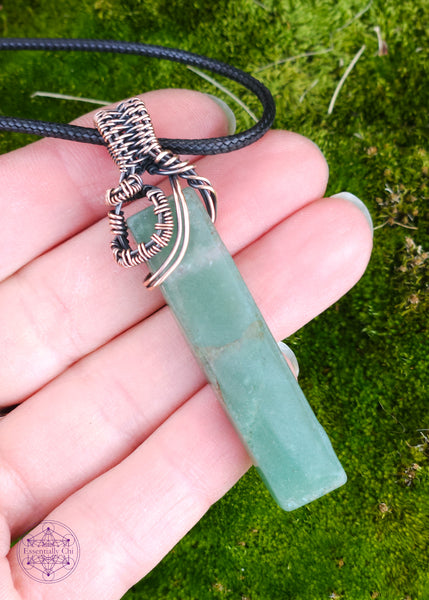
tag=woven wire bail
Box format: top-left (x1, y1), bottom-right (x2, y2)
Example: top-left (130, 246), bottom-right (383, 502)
top-left (94, 98), bottom-right (217, 288)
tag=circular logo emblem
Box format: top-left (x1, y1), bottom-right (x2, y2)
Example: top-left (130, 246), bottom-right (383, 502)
top-left (17, 520), bottom-right (80, 583)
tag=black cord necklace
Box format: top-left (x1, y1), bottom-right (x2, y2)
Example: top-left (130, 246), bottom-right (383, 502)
top-left (0, 37), bottom-right (276, 281)
top-left (0, 37), bottom-right (275, 155)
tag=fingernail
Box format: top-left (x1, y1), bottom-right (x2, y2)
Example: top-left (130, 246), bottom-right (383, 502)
top-left (331, 192), bottom-right (373, 233)
top-left (278, 342), bottom-right (300, 379)
top-left (205, 94), bottom-right (236, 135)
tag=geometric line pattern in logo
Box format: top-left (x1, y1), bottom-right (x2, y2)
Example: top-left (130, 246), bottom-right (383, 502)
top-left (17, 520), bottom-right (80, 583)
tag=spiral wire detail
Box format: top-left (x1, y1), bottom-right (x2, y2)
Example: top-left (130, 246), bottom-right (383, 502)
top-left (95, 98), bottom-right (217, 288)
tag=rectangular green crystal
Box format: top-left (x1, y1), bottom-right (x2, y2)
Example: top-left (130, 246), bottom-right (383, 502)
top-left (127, 188), bottom-right (346, 510)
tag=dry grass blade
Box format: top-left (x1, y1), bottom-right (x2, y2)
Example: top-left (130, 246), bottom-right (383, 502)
top-left (299, 79), bottom-right (319, 103)
top-left (31, 91), bottom-right (111, 105)
top-left (187, 65), bottom-right (258, 122)
top-left (327, 45), bottom-right (366, 115)
top-left (336, 0), bottom-right (373, 32)
top-left (255, 48), bottom-right (333, 73)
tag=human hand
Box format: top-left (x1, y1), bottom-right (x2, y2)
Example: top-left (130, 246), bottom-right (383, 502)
top-left (0, 89), bottom-right (372, 598)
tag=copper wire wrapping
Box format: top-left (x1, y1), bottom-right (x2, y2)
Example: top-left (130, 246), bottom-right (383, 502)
top-left (107, 186), bottom-right (175, 269)
top-left (106, 173), bottom-right (145, 207)
top-left (94, 98), bottom-right (217, 288)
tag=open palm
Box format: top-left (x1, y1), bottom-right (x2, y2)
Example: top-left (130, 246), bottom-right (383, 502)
top-left (0, 89), bottom-right (372, 598)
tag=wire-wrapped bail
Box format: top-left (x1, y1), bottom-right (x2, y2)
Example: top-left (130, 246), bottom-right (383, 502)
top-left (94, 97), bottom-right (217, 289)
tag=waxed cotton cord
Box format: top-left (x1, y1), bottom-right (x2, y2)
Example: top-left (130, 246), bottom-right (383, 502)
top-left (0, 38), bottom-right (276, 155)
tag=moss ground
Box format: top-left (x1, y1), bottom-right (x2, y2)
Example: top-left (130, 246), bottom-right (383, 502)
top-left (1, 1), bottom-right (428, 598)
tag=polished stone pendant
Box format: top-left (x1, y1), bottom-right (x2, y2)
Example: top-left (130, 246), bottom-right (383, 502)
top-left (127, 187), bottom-right (347, 511)
top-left (94, 97), bottom-right (346, 511)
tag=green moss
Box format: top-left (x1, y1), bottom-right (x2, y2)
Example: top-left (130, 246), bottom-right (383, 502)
top-left (1, 0), bottom-right (428, 598)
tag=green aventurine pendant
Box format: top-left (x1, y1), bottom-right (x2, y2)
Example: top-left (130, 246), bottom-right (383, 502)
top-left (95, 98), bottom-right (346, 512)
top-left (128, 188), bottom-right (346, 511)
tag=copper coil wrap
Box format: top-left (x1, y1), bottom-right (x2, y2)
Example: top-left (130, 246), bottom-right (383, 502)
top-left (107, 187), bottom-right (174, 268)
top-left (95, 98), bottom-right (162, 171)
top-left (94, 97), bottom-right (217, 288)
top-left (108, 210), bottom-right (128, 237)
top-left (106, 173), bottom-right (145, 207)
